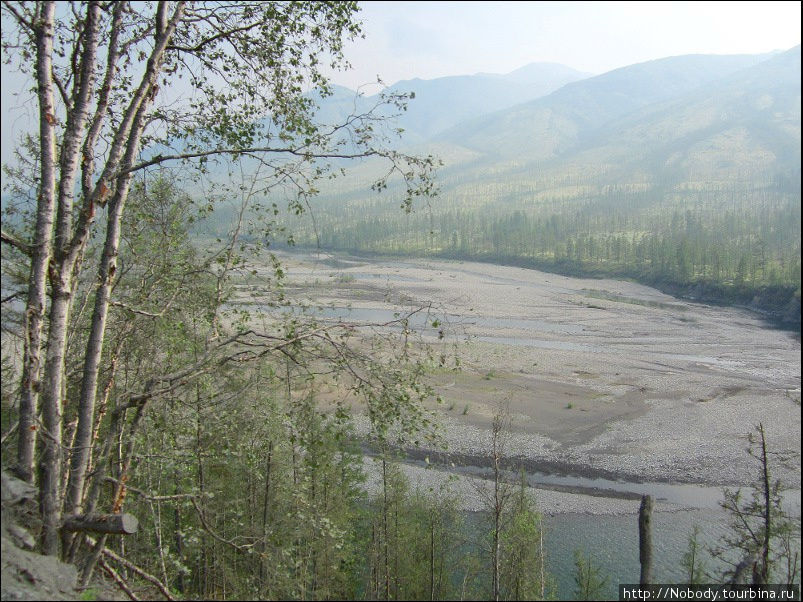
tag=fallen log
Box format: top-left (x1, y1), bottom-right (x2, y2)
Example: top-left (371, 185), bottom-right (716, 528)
top-left (62, 513), bottom-right (139, 535)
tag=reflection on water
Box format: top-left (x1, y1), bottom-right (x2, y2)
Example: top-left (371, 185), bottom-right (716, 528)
top-left (460, 508), bottom-right (737, 600)
top-left (470, 503), bottom-right (798, 600)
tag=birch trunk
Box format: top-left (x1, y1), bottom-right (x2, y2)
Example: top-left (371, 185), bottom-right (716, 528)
top-left (16, 1), bottom-right (58, 485)
top-left (36, 2), bottom-right (102, 555)
top-left (34, 1), bottom-right (185, 555)
top-left (38, 284), bottom-right (70, 555)
top-left (64, 1), bottom-right (186, 520)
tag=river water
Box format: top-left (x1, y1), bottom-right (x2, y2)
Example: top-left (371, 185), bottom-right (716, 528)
top-left (542, 509), bottom-right (732, 599)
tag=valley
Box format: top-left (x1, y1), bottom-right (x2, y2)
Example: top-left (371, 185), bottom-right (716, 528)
top-left (240, 250), bottom-right (801, 498)
top-left (2, 6), bottom-right (799, 596)
top-left (232, 249), bottom-right (801, 597)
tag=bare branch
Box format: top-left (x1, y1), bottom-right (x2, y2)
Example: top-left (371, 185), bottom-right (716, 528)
top-left (109, 300), bottom-right (167, 318)
top-left (167, 20), bottom-right (261, 53)
top-left (125, 146), bottom-right (381, 174)
top-left (191, 497), bottom-right (257, 553)
top-left (90, 538), bottom-right (177, 601)
top-left (1, 1), bottom-right (34, 32)
top-left (103, 476), bottom-right (204, 502)
top-left (1, 421), bottom-right (19, 446)
top-left (0, 229), bottom-right (32, 255)
top-left (98, 559), bottom-right (140, 602)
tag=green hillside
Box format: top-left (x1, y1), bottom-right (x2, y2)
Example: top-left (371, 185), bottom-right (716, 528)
top-left (279, 49), bottom-right (801, 325)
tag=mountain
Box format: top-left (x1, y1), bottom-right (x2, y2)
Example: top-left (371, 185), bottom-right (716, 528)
top-left (438, 52), bottom-right (777, 162)
top-left (499, 62), bottom-right (591, 87)
top-left (309, 63), bottom-right (591, 143)
top-left (301, 47), bottom-right (800, 231)
top-left (566, 45), bottom-right (802, 181)
top-left (378, 62), bottom-right (591, 141)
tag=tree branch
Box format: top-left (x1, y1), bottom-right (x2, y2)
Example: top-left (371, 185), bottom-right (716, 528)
top-left (125, 146), bottom-right (380, 174)
top-left (109, 300), bottom-right (167, 318)
top-left (191, 497), bottom-right (257, 553)
top-left (1, 1), bottom-right (34, 32)
top-left (98, 559), bottom-right (140, 601)
top-left (103, 476), bottom-right (204, 502)
top-left (90, 538), bottom-right (177, 601)
top-left (166, 20), bottom-right (262, 54)
top-left (1, 229), bottom-right (33, 255)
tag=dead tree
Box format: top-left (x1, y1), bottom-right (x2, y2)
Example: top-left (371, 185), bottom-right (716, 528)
top-left (639, 494), bottom-right (654, 585)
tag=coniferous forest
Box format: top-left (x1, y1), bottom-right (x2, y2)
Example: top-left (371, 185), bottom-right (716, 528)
top-left (286, 175), bottom-right (801, 324)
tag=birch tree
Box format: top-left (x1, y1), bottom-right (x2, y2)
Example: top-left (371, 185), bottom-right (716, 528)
top-left (1, 0), bottom-right (436, 559)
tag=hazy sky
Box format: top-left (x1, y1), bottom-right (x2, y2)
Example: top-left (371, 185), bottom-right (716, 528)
top-left (1, 1), bottom-right (800, 166)
top-left (331, 1), bottom-right (801, 89)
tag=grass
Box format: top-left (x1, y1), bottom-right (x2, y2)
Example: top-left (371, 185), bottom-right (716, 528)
top-left (583, 289), bottom-right (688, 312)
top-left (330, 272), bottom-right (355, 283)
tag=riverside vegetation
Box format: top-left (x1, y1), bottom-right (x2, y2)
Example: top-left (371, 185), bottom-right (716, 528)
top-left (0, 1), bottom-right (800, 600)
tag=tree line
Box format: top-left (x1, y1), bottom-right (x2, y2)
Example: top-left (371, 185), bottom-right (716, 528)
top-left (284, 178), bottom-right (801, 321)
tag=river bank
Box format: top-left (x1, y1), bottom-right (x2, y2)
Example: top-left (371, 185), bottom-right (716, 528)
top-left (283, 245), bottom-right (802, 331)
top-left (238, 250), bottom-right (801, 508)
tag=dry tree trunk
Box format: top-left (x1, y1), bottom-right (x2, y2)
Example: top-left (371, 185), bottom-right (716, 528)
top-left (639, 494), bottom-right (654, 585)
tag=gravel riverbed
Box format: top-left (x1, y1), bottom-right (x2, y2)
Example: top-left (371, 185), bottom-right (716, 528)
top-left (255, 251), bottom-right (802, 513)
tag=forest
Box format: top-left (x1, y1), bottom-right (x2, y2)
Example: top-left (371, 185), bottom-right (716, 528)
top-left (284, 172), bottom-right (801, 327)
top-left (0, 1), bottom-right (799, 601)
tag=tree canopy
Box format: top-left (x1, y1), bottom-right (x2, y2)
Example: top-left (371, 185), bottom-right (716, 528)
top-left (0, 0), bottom-right (437, 564)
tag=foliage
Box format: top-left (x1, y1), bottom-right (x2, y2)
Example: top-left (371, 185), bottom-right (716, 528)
top-left (0, 0), bottom-right (438, 571)
top-left (573, 549), bottom-right (609, 601)
top-left (364, 458), bottom-right (483, 601)
top-left (499, 475), bottom-right (549, 600)
top-left (711, 424), bottom-right (800, 585)
top-left (681, 525), bottom-right (708, 585)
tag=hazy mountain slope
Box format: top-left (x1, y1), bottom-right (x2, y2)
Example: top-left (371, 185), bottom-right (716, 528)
top-left (566, 46), bottom-right (802, 181)
top-left (380, 62), bottom-right (590, 141)
top-left (500, 61), bottom-right (591, 87)
top-left (297, 49), bottom-right (800, 218)
top-left (306, 63), bottom-right (589, 144)
top-left (438, 53), bottom-right (775, 161)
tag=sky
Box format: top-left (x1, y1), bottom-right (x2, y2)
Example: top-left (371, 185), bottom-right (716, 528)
top-left (329, 1), bottom-right (801, 90)
top-left (1, 1), bottom-right (800, 166)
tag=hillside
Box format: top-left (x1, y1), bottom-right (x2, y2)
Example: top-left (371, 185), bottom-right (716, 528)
top-left (282, 49), bottom-right (801, 324)
top-left (379, 62), bottom-right (591, 141)
top-left (437, 52), bottom-right (778, 163)
top-left (306, 63), bottom-right (590, 142)
top-left (536, 45), bottom-right (802, 182)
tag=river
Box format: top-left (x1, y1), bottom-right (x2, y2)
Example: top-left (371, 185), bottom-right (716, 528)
top-left (241, 250), bottom-right (802, 597)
